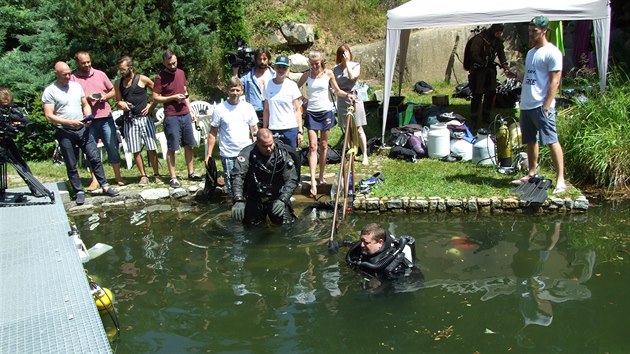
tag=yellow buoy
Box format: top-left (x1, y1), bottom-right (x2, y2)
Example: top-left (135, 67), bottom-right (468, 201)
top-left (93, 287), bottom-right (114, 317)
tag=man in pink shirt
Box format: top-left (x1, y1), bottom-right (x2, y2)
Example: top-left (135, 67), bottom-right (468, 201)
top-left (71, 51), bottom-right (125, 188)
top-left (153, 49), bottom-right (202, 188)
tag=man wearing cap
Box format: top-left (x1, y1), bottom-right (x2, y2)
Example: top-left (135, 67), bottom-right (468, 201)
top-left (513, 16), bottom-right (566, 194)
top-left (262, 55), bottom-right (303, 149)
top-left (465, 24), bottom-right (509, 128)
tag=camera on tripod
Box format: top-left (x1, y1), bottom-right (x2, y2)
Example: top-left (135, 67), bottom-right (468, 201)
top-left (0, 104), bottom-right (34, 140)
top-left (227, 40), bottom-right (255, 73)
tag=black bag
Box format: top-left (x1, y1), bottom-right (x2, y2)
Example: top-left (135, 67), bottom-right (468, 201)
top-left (453, 82), bottom-right (472, 100)
top-left (299, 145), bottom-right (342, 166)
top-left (414, 81), bottom-right (434, 95)
top-left (366, 137), bottom-right (382, 156)
top-left (389, 145), bottom-right (417, 162)
top-left (495, 79), bottom-right (522, 108)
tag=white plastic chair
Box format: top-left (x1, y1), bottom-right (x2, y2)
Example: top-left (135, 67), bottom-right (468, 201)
top-left (153, 108), bottom-right (168, 160)
top-left (110, 110), bottom-right (134, 169)
top-left (190, 101), bottom-right (213, 147)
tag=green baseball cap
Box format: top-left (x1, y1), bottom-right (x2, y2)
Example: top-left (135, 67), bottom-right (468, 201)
top-left (530, 15), bottom-right (549, 29)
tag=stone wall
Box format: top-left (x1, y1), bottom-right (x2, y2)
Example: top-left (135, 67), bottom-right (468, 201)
top-left (352, 194), bottom-right (589, 214)
top-left (351, 24), bottom-right (525, 86)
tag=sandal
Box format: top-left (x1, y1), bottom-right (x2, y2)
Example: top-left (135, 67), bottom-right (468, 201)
top-left (552, 185), bottom-right (568, 194)
top-left (511, 175), bottom-right (535, 185)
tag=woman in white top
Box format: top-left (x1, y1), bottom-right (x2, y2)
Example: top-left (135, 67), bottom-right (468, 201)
top-left (297, 51), bottom-right (353, 198)
top-left (333, 44), bottom-right (369, 165)
top-left (262, 55), bottom-right (303, 149)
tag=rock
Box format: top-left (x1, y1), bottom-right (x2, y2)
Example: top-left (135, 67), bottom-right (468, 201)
top-left (386, 198), bottom-right (403, 210)
top-left (289, 53), bottom-right (309, 73)
top-left (139, 188), bottom-right (170, 201)
top-left (574, 196), bottom-right (590, 210)
top-left (288, 72), bottom-right (303, 82)
top-left (267, 29), bottom-right (288, 47)
top-left (280, 22), bottom-right (315, 45)
top-left (446, 198), bottom-right (462, 207)
top-left (171, 188), bottom-right (188, 199)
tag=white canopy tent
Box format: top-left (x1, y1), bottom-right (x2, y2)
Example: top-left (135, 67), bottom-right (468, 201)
top-left (382, 0), bottom-right (611, 140)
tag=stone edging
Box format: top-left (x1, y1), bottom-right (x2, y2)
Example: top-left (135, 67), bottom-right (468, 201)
top-left (351, 195), bottom-right (590, 214)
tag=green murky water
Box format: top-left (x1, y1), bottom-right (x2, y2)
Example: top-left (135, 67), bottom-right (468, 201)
top-left (73, 200), bottom-right (630, 354)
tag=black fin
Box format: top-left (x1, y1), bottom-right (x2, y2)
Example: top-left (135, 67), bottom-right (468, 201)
top-left (520, 179), bottom-right (552, 204)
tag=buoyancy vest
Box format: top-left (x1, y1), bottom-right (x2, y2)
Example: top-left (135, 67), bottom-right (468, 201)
top-left (346, 234), bottom-right (417, 280)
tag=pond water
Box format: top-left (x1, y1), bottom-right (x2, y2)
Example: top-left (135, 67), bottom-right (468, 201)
top-left (73, 199), bottom-right (630, 354)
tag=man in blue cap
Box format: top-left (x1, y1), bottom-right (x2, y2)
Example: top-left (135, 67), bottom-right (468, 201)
top-left (513, 15), bottom-right (566, 194)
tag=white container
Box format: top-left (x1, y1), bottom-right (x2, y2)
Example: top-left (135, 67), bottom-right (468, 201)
top-left (472, 132), bottom-right (497, 165)
top-left (450, 139), bottom-right (473, 161)
top-left (427, 123), bottom-right (450, 159)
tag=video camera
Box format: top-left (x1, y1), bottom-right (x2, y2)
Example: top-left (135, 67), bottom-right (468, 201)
top-left (0, 103), bottom-right (34, 140)
top-left (226, 40), bottom-right (255, 73)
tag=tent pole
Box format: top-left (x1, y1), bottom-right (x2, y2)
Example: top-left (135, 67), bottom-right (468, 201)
top-left (397, 30), bottom-right (411, 97)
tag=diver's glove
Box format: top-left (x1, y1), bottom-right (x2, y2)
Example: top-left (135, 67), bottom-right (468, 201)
top-left (231, 201), bottom-right (245, 221)
top-left (271, 199), bottom-right (285, 217)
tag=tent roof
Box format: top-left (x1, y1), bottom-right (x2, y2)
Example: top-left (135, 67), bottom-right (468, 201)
top-left (388, 0), bottom-right (610, 29)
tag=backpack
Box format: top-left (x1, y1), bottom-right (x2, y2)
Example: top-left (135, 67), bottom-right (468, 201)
top-left (389, 146), bottom-right (417, 162)
top-left (414, 81), bottom-right (434, 95)
top-left (299, 145), bottom-right (342, 166)
top-left (453, 82), bottom-right (472, 100)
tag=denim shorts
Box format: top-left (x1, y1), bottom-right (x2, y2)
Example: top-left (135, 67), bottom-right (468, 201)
top-left (520, 107), bottom-right (559, 145)
top-left (270, 127), bottom-right (299, 148)
top-left (163, 113), bottom-right (196, 151)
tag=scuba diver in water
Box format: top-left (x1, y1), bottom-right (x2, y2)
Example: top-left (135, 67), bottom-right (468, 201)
top-left (346, 223), bottom-right (420, 283)
top-left (231, 128), bottom-right (299, 226)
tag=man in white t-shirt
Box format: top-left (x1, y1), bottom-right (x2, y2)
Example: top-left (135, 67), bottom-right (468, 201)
top-left (514, 16), bottom-right (566, 194)
top-left (262, 55), bottom-right (303, 148)
top-left (205, 77), bottom-right (259, 196)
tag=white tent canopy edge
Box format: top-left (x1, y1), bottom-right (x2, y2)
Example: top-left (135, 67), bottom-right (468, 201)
top-left (381, 0), bottom-right (611, 141)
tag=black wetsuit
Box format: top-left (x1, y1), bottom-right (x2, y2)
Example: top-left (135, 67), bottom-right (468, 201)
top-left (231, 139), bottom-right (299, 225)
top-left (346, 235), bottom-right (417, 280)
top-left (467, 29), bottom-right (508, 124)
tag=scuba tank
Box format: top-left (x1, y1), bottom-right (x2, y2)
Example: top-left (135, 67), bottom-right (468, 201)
top-left (495, 118), bottom-right (512, 167)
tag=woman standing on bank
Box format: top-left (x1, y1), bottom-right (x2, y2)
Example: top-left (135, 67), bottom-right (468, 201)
top-left (297, 50), bottom-right (353, 198)
top-left (333, 44), bottom-right (369, 165)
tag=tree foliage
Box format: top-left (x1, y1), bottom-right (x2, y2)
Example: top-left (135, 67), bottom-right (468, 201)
top-left (1, 0), bottom-right (245, 160)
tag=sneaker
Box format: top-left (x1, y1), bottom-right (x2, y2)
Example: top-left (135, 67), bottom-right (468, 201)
top-left (188, 172), bottom-right (203, 181)
top-left (138, 175), bottom-right (150, 186)
top-left (170, 178), bottom-right (181, 188)
top-left (75, 191), bottom-right (85, 205)
top-left (103, 187), bottom-right (120, 197)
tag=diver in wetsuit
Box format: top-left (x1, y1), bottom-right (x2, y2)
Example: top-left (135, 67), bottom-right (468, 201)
top-left (346, 223), bottom-right (418, 280)
top-left (231, 128), bottom-right (299, 225)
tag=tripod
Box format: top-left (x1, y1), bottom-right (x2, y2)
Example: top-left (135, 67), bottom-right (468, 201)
top-left (0, 138), bottom-right (55, 206)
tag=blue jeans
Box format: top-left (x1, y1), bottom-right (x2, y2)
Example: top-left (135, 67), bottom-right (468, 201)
top-left (220, 156), bottom-right (237, 196)
top-left (89, 116), bottom-right (121, 164)
top-left (56, 127), bottom-right (109, 193)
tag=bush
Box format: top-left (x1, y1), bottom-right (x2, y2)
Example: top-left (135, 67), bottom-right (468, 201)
top-left (556, 68), bottom-right (630, 190)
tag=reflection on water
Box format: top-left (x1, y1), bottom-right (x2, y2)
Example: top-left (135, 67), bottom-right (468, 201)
top-left (74, 201), bottom-right (630, 354)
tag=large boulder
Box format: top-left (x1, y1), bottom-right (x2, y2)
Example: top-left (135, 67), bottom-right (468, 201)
top-left (289, 53), bottom-right (309, 73)
top-left (281, 22), bottom-right (315, 45)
